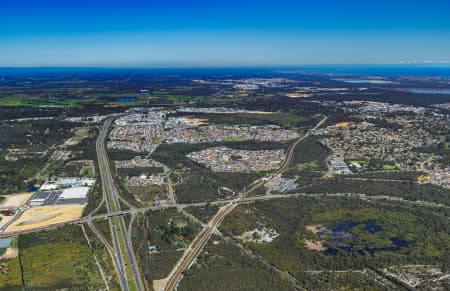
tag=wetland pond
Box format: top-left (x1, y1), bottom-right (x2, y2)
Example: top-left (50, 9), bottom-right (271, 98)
top-left (319, 221), bottom-right (408, 256)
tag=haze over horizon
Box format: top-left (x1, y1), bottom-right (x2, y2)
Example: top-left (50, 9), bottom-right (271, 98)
top-left (1, 0), bottom-right (450, 67)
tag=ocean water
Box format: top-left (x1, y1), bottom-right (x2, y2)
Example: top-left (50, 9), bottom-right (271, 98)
top-left (407, 89), bottom-right (450, 94)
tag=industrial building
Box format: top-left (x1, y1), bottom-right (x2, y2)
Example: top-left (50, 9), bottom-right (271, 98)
top-left (59, 187), bottom-right (90, 200)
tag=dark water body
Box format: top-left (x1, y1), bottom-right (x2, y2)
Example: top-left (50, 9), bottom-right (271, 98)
top-left (407, 89), bottom-right (450, 94)
top-left (321, 221), bottom-right (408, 256)
top-left (364, 238), bottom-right (409, 255)
top-left (27, 186), bottom-right (38, 192)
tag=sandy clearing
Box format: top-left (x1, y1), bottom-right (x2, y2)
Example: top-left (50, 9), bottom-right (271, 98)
top-left (334, 122), bottom-right (355, 127)
top-left (0, 248), bottom-right (18, 259)
top-left (0, 193), bottom-right (33, 208)
top-left (183, 117), bottom-right (209, 126)
top-left (304, 239), bottom-right (327, 251)
top-left (5, 205), bottom-right (85, 233)
top-left (286, 93), bottom-right (313, 98)
top-left (305, 224), bottom-right (325, 234)
top-left (153, 278), bottom-right (169, 291)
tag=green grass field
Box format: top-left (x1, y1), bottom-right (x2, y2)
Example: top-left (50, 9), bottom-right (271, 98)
top-left (18, 225), bottom-right (105, 290)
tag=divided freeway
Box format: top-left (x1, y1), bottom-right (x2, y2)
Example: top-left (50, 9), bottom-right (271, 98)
top-left (96, 118), bottom-right (144, 291)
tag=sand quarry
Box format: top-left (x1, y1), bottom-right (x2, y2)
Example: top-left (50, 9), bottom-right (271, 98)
top-left (5, 205), bottom-right (85, 233)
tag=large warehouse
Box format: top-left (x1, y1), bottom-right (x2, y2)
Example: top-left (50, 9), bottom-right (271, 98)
top-left (59, 187), bottom-right (90, 200)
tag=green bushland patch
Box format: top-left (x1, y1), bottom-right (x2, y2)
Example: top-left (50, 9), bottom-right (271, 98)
top-left (117, 166), bottom-right (164, 177)
top-left (18, 225), bottom-right (105, 290)
top-left (295, 160), bottom-right (319, 170)
top-left (382, 164), bottom-right (397, 170)
top-left (106, 159), bottom-right (142, 208)
top-left (184, 204), bottom-right (219, 223)
top-left (107, 149), bottom-right (140, 160)
top-left (127, 184), bottom-right (167, 206)
top-left (0, 256), bottom-right (22, 290)
top-left (219, 196), bottom-right (449, 281)
top-left (287, 135), bottom-right (330, 175)
top-left (348, 171), bottom-right (422, 181)
top-left (0, 119), bottom-right (79, 194)
top-left (132, 208), bottom-right (201, 283)
top-left (92, 218), bottom-right (113, 246)
top-left (175, 170), bottom-right (263, 203)
top-left (302, 176), bottom-right (450, 205)
top-left (179, 236), bottom-right (295, 291)
top-left (82, 225), bottom-right (121, 290)
top-left (299, 271), bottom-right (389, 291)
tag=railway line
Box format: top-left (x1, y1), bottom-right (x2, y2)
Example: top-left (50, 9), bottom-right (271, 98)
top-left (164, 116), bottom-right (328, 290)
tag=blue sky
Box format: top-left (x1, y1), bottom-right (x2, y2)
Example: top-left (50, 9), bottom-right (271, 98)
top-left (1, 0), bottom-right (449, 67)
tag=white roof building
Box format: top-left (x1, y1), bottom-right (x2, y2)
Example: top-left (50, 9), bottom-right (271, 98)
top-left (59, 187), bottom-right (90, 199)
top-left (39, 182), bottom-right (58, 191)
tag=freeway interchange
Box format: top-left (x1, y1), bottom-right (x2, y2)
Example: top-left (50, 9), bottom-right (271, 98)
top-left (4, 114), bottom-right (446, 290)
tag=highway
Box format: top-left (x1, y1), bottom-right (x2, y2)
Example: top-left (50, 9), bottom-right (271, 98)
top-left (97, 118), bottom-right (144, 291)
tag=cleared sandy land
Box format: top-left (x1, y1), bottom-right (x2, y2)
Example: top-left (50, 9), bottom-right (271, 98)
top-left (304, 239), bottom-right (327, 251)
top-left (153, 278), bottom-right (168, 291)
top-left (183, 117), bottom-right (209, 126)
top-left (334, 122), bottom-right (355, 127)
top-left (0, 248), bottom-right (18, 259)
top-left (0, 193), bottom-right (33, 208)
top-left (5, 205), bottom-right (84, 233)
top-left (286, 93), bottom-right (313, 98)
top-left (305, 224), bottom-right (325, 234)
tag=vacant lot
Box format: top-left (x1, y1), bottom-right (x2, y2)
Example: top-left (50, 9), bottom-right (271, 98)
top-left (0, 193), bottom-right (33, 208)
top-left (5, 205), bottom-right (84, 233)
